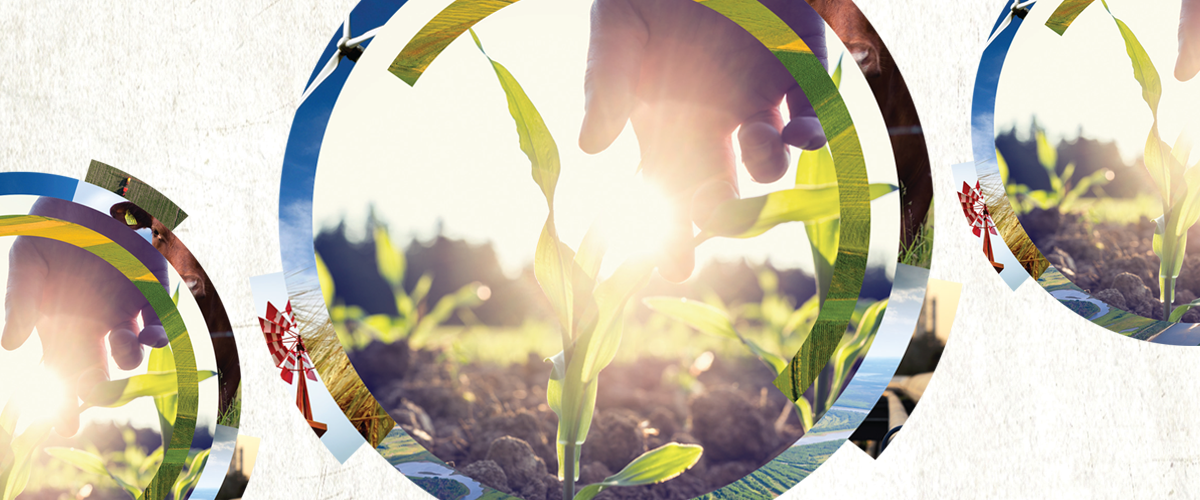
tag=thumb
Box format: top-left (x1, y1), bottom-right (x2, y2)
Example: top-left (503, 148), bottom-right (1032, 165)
top-left (3, 237), bottom-right (47, 351)
top-left (1178, 0), bottom-right (1200, 81)
top-left (580, 0), bottom-right (647, 154)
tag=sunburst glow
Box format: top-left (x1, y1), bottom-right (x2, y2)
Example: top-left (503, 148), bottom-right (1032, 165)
top-left (592, 176), bottom-right (677, 277)
top-left (9, 361), bottom-right (69, 426)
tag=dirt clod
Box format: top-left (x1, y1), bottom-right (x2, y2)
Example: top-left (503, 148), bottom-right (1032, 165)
top-left (1095, 288), bottom-right (1127, 310)
top-left (583, 411), bottom-right (646, 473)
top-left (461, 459), bottom-right (511, 494)
top-left (486, 436), bottom-right (547, 497)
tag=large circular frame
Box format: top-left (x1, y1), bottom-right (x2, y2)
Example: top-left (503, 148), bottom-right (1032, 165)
top-left (969, 0), bottom-right (1200, 345)
top-left (278, 0), bottom-right (936, 497)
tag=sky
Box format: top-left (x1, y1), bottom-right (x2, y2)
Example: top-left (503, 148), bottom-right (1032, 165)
top-left (994, 0), bottom-right (1199, 166)
top-left (310, 0), bottom-right (901, 280)
top-left (0, 192), bottom-right (219, 435)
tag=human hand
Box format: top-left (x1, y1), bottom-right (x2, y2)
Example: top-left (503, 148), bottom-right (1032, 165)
top-left (1179, 0), bottom-right (1200, 81)
top-left (579, 0), bottom-right (827, 282)
top-left (3, 197), bottom-right (169, 435)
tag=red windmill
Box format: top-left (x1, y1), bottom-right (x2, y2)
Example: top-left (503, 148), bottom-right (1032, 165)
top-left (959, 181), bottom-right (1005, 273)
top-left (260, 301), bottom-right (328, 437)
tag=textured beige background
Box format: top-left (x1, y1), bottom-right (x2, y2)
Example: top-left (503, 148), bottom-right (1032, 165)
top-left (2, 0), bottom-right (1198, 499)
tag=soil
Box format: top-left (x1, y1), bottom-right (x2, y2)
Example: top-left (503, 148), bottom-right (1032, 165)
top-left (352, 341), bottom-right (805, 500)
top-left (1020, 207), bottom-right (1200, 322)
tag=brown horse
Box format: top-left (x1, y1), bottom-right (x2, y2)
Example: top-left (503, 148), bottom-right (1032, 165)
top-left (808, 0), bottom-right (933, 249)
top-left (110, 202), bottom-right (241, 420)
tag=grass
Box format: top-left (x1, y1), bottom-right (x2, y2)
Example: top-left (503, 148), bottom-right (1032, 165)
top-left (1076, 193), bottom-right (1162, 226)
top-left (979, 171), bottom-right (1050, 278)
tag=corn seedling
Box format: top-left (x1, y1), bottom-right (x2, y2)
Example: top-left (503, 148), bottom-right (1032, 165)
top-left (645, 292), bottom-right (886, 430)
top-left (466, 29), bottom-right (704, 500)
top-left (24, 343), bottom-right (217, 499)
top-left (318, 227), bottom-right (486, 351)
top-left (996, 129), bottom-right (1110, 215)
top-left (1048, 0), bottom-right (1200, 320)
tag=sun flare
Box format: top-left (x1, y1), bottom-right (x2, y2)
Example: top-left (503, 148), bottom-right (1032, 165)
top-left (9, 362), bottom-right (68, 425)
top-left (592, 176), bottom-right (677, 277)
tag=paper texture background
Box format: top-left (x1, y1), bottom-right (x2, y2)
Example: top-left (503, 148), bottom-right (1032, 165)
top-left (1, 0), bottom-right (1197, 498)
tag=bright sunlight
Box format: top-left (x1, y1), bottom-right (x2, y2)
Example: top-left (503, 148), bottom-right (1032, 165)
top-left (591, 174), bottom-right (677, 278)
top-left (8, 359), bottom-right (69, 427)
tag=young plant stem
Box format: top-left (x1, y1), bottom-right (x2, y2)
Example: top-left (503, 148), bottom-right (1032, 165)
top-left (1164, 275), bottom-right (1176, 321)
top-left (564, 442), bottom-right (577, 500)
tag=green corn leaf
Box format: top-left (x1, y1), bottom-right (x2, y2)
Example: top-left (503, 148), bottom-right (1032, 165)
top-left (576, 259), bottom-right (654, 384)
top-left (743, 337), bottom-right (789, 375)
top-left (783, 295), bottom-right (820, 338)
top-left (84, 370), bottom-right (215, 410)
top-left (171, 448), bottom-right (210, 500)
top-left (470, 30), bottom-right (573, 339)
top-left (1174, 132), bottom-right (1194, 172)
top-left (797, 146), bottom-right (839, 303)
top-left (470, 29), bottom-right (561, 207)
top-left (0, 402), bottom-right (16, 439)
top-left (374, 226), bottom-right (406, 291)
top-left (148, 346), bottom-right (179, 437)
top-left (573, 443), bottom-right (702, 500)
top-left (1146, 126), bottom-right (1181, 205)
top-left (699, 186), bottom-right (841, 240)
top-left (139, 446), bottom-right (164, 477)
top-left (1036, 130), bottom-right (1058, 173)
top-left (171, 283), bottom-right (181, 306)
top-left (831, 54), bottom-right (844, 89)
top-left (574, 224), bottom-right (606, 282)
top-left (411, 273), bottom-right (435, 309)
top-left (996, 150), bottom-right (1010, 185)
top-left (1169, 299), bottom-right (1200, 322)
top-left (1060, 168), bottom-right (1111, 213)
top-left (1046, 0), bottom-right (1097, 35)
top-left (1100, 1), bottom-right (1161, 118)
top-left (411, 283), bottom-right (484, 347)
top-left (363, 314), bottom-right (395, 342)
top-left (44, 447), bottom-right (108, 477)
top-left (642, 297), bottom-right (738, 341)
top-left (547, 349), bottom-right (597, 482)
top-left (389, 0), bottom-right (519, 85)
top-left (793, 399), bottom-right (814, 431)
top-left (536, 219), bottom-right (576, 340)
top-left (315, 252), bottom-right (335, 307)
top-left (2, 422), bottom-right (51, 500)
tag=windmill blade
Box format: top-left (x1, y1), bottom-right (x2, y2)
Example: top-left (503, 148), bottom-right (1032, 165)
top-left (343, 15), bottom-right (351, 43)
top-left (986, 0), bottom-right (1037, 47)
top-left (300, 51), bottom-right (343, 103)
top-left (347, 26), bottom-right (381, 48)
top-left (985, 8), bottom-right (1015, 47)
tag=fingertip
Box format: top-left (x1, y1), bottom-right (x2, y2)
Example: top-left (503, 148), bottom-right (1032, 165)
top-left (782, 116), bottom-right (827, 151)
top-left (109, 328), bottom-right (144, 370)
top-left (738, 121), bottom-right (789, 183)
top-left (1, 313), bottom-right (35, 351)
top-left (1177, 52), bottom-right (1199, 82)
top-left (579, 113), bottom-right (623, 155)
top-left (139, 325), bottom-right (169, 349)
